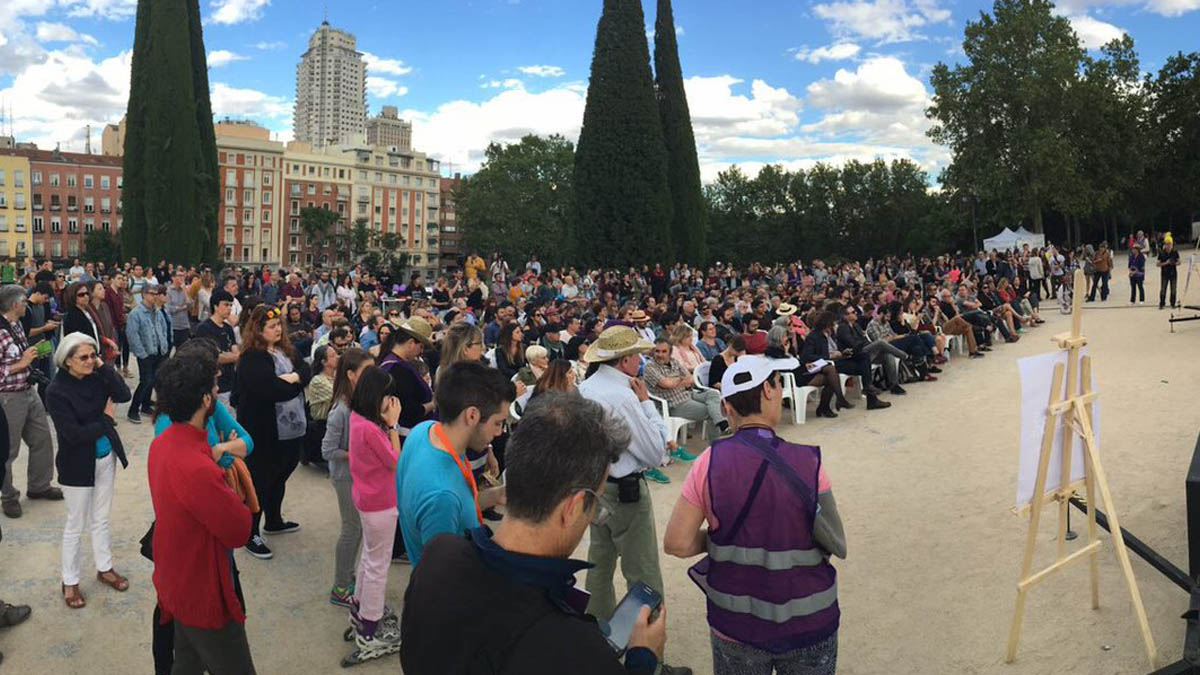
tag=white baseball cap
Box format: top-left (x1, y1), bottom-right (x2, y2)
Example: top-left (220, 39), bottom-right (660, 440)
top-left (720, 355), bottom-right (799, 399)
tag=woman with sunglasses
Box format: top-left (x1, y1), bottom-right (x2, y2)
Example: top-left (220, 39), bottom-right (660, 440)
top-left (62, 281), bottom-right (101, 349)
top-left (44, 332), bottom-right (132, 609)
top-left (235, 305), bottom-right (312, 560)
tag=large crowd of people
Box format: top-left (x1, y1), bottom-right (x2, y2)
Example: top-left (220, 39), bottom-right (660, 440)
top-left (0, 234), bottom-right (1184, 672)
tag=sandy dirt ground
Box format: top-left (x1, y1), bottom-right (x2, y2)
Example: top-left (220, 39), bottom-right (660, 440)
top-left (2, 255), bottom-right (1198, 675)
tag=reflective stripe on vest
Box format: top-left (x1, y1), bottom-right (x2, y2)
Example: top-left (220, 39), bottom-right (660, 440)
top-left (707, 542), bottom-right (825, 570)
top-left (468, 453), bottom-right (488, 471)
top-left (694, 573), bottom-right (838, 624)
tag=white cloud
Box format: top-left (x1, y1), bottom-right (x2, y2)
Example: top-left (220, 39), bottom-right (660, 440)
top-left (813, 0), bottom-right (951, 43)
top-left (207, 49), bottom-right (248, 68)
top-left (0, 47), bottom-right (132, 152)
top-left (517, 65), bottom-right (565, 78)
top-left (62, 0), bottom-right (137, 19)
top-left (35, 21), bottom-right (98, 45)
top-left (362, 52), bottom-right (413, 76)
top-left (210, 0), bottom-right (270, 25)
top-left (684, 76), bottom-right (803, 141)
top-left (366, 76), bottom-right (408, 99)
top-left (482, 78), bottom-right (524, 90)
top-left (252, 40), bottom-right (285, 50)
top-left (210, 82), bottom-right (291, 120)
top-left (1064, 13), bottom-right (1126, 49)
top-left (793, 41), bottom-right (861, 63)
top-left (806, 56), bottom-right (928, 111)
top-left (1053, 0), bottom-right (1200, 17)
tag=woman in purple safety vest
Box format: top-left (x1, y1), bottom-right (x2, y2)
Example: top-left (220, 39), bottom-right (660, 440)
top-left (665, 354), bottom-right (847, 675)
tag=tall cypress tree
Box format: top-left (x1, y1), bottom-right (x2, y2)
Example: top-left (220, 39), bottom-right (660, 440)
top-left (654, 0), bottom-right (707, 264)
top-left (573, 0), bottom-right (673, 267)
top-left (120, 0), bottom-right (219, 264)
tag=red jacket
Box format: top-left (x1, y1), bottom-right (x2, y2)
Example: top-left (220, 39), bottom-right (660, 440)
top-left (148, 422), bottom-right (251, 629)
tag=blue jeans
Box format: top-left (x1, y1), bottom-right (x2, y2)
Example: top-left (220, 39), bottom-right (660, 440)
top-left (711, 632), bottom-right (837, 675)
top-left (132, 354), bottom-right (162, 415)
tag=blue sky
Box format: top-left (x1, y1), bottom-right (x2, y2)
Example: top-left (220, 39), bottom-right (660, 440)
top-left (1, 0), bottom-right (1198, 182)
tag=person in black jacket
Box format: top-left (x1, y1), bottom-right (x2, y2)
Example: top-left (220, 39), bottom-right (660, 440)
top-left (44, 332), bottom-right (132, 609)
top-left (61, 281), bottom-right (101, 347)
top-left (799, 311), bottom-right (890, 412)
top-left (235, 304), bottom-right (312, 560)
top-left (401, 392), bottom-right (682, 675)
top-left (835, 305), bottom-right (908, 395)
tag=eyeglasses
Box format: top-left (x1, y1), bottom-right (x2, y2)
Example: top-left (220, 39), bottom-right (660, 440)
top-left (580, 488), bottom-right (612, 526)
top-left (75, 352), bottom-right (99, 362)
top-left (76, 291), bottom-right (90, 298)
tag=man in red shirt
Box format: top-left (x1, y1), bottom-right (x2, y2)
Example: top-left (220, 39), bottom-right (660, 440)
top-left (148, 352), bottom-right (255, 673)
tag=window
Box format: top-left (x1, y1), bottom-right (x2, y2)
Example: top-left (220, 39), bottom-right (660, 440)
top-left (84, 196), bottom-right (94, 212)
top-left (0, 215), bottom-right (7, 231)
top-left (262, 248), bottom-right (269, 260)
top-left (52, 241), bottom-right (61, 258)
top-left (101, 197), bottom-right (111, 212)
top-left (262, 210), bottom-right (271, 223)
top-left (387, 174), bottom-right (396, 184)
top-left (243, 227), bottom-right (252, 241)
top-left (49, 173), bottom-right (59, 187)
top-left (15, 241), bottom-right (25, 255)
top-left (67, 196), bottom-right (77, 210)
top-left (14, 194), bottom-right (24, 209)
top-left (226, 170), bottom-right (236, 185)
top-left (117, 175), bottom-right (122, 189)
top-left (51, 217), bottom-right (61, 233)
top-left (245, 170), bottom-right (255, 184)
top-left (66, 174), bottom-right (77, 188)
top-left (32, 171), bottom-right (41, 185)
top-left (15, 216), bottom-right (25, 232)
top-left (68, 240), bottom-right (79, 256)
top-left (83, 174), bottom-right (94, 188)
top-left (243, 190), bottom-right (254, 206)
top-left (225, 227), bottom-right (234, 241)
top-left (0, 193), bottom-right (5, 208)
top-left (34, 241), bottom-right (43, 257)
top-left (33, 216), bottom-right (43, 233)
top-left (262, 191), bottom-right (271, 205)
top-left (307, 184), bottom-right (316, 195)
top-left (415, 177), bottom-right (423, 187)
top-left (84, 218), bottom-right (94, 233)
top-left (225, 188), bottom-right (235, 204)
top-left (224, 246), bottom-right (233, 260)
top-left (100, 176), bottom-right (110, 190)
top-left (14, 170), bottom-right (23, 188)
top-left (262, 172), bottom-right (272, 186)
top-left (224, 207), bottom-right (234, 225)
top-left (243, 209), bottom-right (252, 222)
top-left (0, 169), bottom-right (5, 185)
top-left (101, 220), bottom-right (110, 232)
top-left (68, 217), bottom-right (78, 233)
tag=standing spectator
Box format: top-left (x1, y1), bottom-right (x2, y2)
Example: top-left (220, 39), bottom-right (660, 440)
top-left (193, 291), bottom-right (239, 408)
top-left (303, 344), bottom-right (337, 467)
top-left (1087, 242), bottom-right (1113, 302)
top-left (664, 355), bottom-right (845, 675)
top-left (322, 348), bottom-right (374, 609)
top-left (235, 305), bottom-right (311, 560)
top-left (45, 333), bottom-right (132, 609)
top-left (1159, 239), bottom-right (1180, 310)
top-left (20, 282), bottom-right (59, 391)
top-left (1027, 249), bottom-right (1045, 305)
top-left (62, 281), bottom-right (100, 346)
top-left (465, 251), bottom-right (487, 283)
top-left (401, 392), bottom-right (675, 675)
top-left (89, 281), bottom-right (117, 362)
top-left (379, 317), bottom-right (437, 439)
top-left (0, 284), bottom-right (62, 518)
top-left (346, 366), bottom-right (404, 654)
top-left (395, 361), bottom-right (512, 566)
top-left (148, 352), bottom-right (256, 674)
top-left (1129, 243), bottom-right (1147, 305)
top-left (104, 274), bottom-right (130, 376)
top-left (126, 284), bottom-right (169, 424)
top-left (166, 270), bottom-right (192, 349)
top-left (576, 326), bottom-right (670, 618)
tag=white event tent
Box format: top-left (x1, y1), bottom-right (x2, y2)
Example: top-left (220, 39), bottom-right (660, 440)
top-left (983, 227), bottom-right (1046, 252)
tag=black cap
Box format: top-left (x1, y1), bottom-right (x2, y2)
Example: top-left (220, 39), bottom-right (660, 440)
top-left (210, 289), bottom-right (235, 309)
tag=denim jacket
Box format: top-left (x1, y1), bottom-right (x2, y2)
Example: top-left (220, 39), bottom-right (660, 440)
top-left (127, 302), bottom-right (169, 359)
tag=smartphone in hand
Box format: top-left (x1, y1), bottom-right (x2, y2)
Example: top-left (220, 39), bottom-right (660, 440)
top-left (602, 581), bottom-right (663, 653)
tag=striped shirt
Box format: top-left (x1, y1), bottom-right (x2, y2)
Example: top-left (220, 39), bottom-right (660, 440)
top-left (0, 318), bottom-right (31, 392)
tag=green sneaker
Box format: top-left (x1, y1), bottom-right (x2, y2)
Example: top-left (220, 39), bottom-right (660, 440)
top-left (330, 585), bottom-right (354, 608)
top-left (670, 447), bottom-right (699, 462)
top-left (645, 468), bottom-right (671, 484)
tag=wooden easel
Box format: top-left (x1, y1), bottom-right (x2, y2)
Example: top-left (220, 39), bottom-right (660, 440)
top-left (1006, 268), bottom-right (1157, 668)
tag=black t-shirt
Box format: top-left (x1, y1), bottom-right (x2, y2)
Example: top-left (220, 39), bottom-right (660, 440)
top-left (195, 319), bottom-right (237, 392)
top-left (1161, 249), bottom-right (1180, 277)
top-left (708, 353), bottom-right (729, 388)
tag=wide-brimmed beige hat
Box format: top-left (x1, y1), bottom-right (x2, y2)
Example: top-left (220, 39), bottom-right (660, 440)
top-left (392, 316), bottom-right (435, 348)
top-left (776, 302), bottom-right (798, 317)
top-left (583, 325), bottom-right (654, 363)
top-left (629, 309), bottom-right (650, 324)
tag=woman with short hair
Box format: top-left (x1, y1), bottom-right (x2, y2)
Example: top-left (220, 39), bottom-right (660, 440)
top-left (45, 332), bottom-right (132, 608)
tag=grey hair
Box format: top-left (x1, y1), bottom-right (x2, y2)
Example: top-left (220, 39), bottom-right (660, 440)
top-left (54, 332), bottom-right (97, 369)
top-left (503, 391), bottom-right (631, 524)
top-left (0, 285), bottom-right (27, 314)
top-left (767, 325), bottom-right (789, 350)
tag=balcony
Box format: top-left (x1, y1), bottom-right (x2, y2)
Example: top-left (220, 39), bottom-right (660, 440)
top-left (49, 204), bottom-right (61, 211)
top-left (290, 187), bottom-right (302, 197)
top-left (101, 208), bottom-right (111, 214)
top-left (356, 195), bottom-right (369, 203)
top-left (32, 204), bottom-right (43, 211)
top-left (67, 205), bottom-right (78, 212)
top-left (336, 191), bottom-right (349, 201)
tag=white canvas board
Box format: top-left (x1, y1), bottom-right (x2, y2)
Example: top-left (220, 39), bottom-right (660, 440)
top-left (1015, 349), bottom-right (1099, 508)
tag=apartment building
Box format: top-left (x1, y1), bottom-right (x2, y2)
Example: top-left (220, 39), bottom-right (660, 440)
top-left (6, 149), bottom-right (123, 260)
top-left (215, 120), bottom-right (286, 264)
top-left (0, 154), bottom-right (33, 261)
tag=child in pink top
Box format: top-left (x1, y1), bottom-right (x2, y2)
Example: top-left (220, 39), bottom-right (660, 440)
top-left (345, 366), bottom-right (403, 648)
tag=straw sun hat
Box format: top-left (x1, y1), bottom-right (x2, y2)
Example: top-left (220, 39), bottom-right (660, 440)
top-left (391, 316), bottom-right (435, 348)
top-left (583, 325), bottom-right (654, 364)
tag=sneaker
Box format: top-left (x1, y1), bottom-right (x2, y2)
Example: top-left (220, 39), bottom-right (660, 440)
top-left (889, 385), bottom-right (907, 395)
top-left (26, 487), bottom-right (63, 500)
top-left (330, 585), bottom-right (354, 608)
top-left (245, 535), bottom-right (273, 559)
top-left (263, 521), bottom-right (301, 535)
top-left (645, 468), bottom-right (670, 484)
top-left (126, 412), bottom-right (142, 424)
top-left (927, 365), bottom-right (943, 374)
top-left (1, 500), bottom-right (20, 519)
top-left (670, 447), bottom-right (699, 462)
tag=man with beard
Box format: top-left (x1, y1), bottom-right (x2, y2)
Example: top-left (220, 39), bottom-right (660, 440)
top-left (395, 361), bottom-right (513, 567)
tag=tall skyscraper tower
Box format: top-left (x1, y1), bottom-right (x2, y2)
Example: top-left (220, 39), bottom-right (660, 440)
top-left (293, 21), bottom-right (367, 148)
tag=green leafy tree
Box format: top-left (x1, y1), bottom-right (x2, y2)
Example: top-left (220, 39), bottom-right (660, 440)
top-left (1146, 52), bottom-right (1200, 232)
top-left (119, 0), bottom-right (219, 263)
top-left (573, 0), bottom-right (673, 266)
top-left (654, 0), bottom-right (706, 264)
top-left (299, 206), bottom-right (340, 264)
top-left (83, 230), bottom-right (121, 265)
top-left (350, 219), bottom-right (371, 261)
top-left (928, 0), bottom-right (1084, 233)
top-left (458, 135), bottom-right (575, 265)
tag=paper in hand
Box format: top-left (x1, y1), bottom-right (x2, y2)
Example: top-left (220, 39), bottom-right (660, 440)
top-left (807, 359), bottom-right (830, 374)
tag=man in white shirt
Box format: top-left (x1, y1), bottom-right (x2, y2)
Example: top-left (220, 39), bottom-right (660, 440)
top-left (576, 326), bottom-right (669, 620)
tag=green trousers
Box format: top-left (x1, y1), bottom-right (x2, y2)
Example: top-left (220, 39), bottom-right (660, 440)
top-left (585, 477), bottom-right (665, 619)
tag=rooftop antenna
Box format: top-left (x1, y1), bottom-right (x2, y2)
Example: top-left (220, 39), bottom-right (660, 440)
top-left (85, 124), bottom-right (92, 154)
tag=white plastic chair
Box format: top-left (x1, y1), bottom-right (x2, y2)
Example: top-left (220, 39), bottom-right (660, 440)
top-left (509, 399), bottom-right (523, 423)
top-left (693, 361), bottom-right (715, 393)
top-left (485, 348), bottom-right (498, 369)
top-left (649, 394), bottom-right (692, 446)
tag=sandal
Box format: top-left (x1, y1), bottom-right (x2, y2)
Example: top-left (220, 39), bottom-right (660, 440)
top-left (97, 569), bottom-right (129, 592)
top-left (62, 584), bottom-right (86, 609)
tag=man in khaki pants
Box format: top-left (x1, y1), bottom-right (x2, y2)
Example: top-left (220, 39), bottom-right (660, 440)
top-left (0, 284), bottom-right (61, 519)
top-left (576, 326), bottom-right (669, 618)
